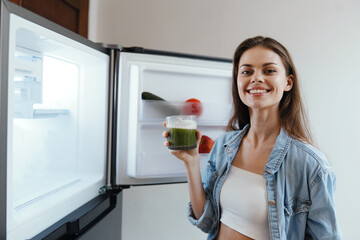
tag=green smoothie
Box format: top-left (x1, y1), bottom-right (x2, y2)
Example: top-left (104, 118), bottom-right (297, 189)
top-left (167, 128), bottom-right (197, 150)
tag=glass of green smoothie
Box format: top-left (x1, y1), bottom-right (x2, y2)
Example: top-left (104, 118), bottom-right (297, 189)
top-left (166, 115), bottom-right (197, 150)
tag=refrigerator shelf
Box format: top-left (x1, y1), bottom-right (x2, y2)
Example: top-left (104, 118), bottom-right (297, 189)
top-left (127, 152), bottom-right (209, 179)
top-left (139, 99), bottom-right (232, 125)
top-left (14, 106), bottom-right (69, 119)
top-left (138, 120), bottom-right (229, 127)
top-left (33, 108), bottom-right (69, 118)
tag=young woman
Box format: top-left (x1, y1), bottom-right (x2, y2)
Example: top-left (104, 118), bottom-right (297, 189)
top-left (163, 36), bottom-right (342, 240)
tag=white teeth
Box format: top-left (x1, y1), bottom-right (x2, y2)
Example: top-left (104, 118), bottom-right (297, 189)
top-left (249, 89), bottom-right (268, 94)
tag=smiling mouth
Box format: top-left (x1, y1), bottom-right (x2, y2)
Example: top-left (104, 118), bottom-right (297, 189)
top-left (247, 89), bottom-right (270, 94)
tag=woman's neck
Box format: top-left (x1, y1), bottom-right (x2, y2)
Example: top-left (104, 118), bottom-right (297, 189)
top-left (247, 108), bottom-right (281, 147)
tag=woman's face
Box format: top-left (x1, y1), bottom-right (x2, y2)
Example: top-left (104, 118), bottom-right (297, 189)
top-left (237, 46), bottom-right (293, 112)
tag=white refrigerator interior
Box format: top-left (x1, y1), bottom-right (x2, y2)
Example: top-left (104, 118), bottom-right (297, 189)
top-left (116, 52), bottom-right (233, 185)
top-left (6, 14), bottom-right (109, 239)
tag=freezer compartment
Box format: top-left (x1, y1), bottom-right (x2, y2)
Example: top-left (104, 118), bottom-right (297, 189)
top-left (6, 13), bottom-right (109, 240)
top-left (116, 52), bottom-right (232, 185)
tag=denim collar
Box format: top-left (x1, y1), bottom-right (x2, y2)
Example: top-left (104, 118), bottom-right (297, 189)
top-left (223, 124), bottom-right (291, 176)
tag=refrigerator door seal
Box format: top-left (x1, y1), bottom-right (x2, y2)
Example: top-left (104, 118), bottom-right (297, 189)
top-left (99, 44), bottom-right (131, 193)
top-left (121, 46), bottom-right (232, 63)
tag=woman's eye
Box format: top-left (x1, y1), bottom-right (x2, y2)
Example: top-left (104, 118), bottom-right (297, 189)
top-left (264, 69), bottom-right (276, 74)
top-left (241, 70), bottom-right (251, 75)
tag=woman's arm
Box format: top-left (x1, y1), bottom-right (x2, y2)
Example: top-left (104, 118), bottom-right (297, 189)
top-left (163, 123), bottom-right (206, 219)
top-left (173, 148), bottom-right (206, 219)
top-left (306, 169), bottom-right (343, 239)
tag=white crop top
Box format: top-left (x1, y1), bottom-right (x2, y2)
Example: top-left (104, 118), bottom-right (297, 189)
top-left (220, 166), bottom-right (270, 240)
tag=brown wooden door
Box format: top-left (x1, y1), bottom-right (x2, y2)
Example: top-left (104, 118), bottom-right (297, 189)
top-left (9, 0), bottom-right (89, 38)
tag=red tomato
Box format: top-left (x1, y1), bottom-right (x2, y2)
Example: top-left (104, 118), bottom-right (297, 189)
top-left (182, 98), bottom-right (203, 117)
top-left (199, 135), bottom-right (214, 153)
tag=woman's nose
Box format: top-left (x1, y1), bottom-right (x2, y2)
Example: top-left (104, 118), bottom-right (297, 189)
top-left (251, 72), bottom-right (264, 83)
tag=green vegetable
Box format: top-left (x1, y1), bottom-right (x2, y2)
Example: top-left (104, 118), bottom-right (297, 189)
top-left (141, 91), bottom-right (181, 116)
top-left (141, 92), bottom-right (165, 101)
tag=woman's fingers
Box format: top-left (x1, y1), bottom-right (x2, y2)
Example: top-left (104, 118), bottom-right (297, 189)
top-left (162, 131), bottom-right (168, 138)
top-left (163, 131), bottom-right (169, 146)
top-left (196, 130), bottom-right (202, 145)
top-left (196, 130), bottom-right (201, 139)
top-left (162, 122), bottom-right (170, 146)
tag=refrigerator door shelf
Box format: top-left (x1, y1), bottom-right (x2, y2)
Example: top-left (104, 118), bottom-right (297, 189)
top-left (140, 99), bottom-right (232, 126)
top-left (126, 123), bottom-right (223, 179)
top-left (127, 152), bottom-right (210, 179)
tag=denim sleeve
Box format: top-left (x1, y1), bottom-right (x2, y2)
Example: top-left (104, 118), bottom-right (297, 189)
top-left (306, 169), bottom-right (343, 239)
top-left (187, 198), bottom-right (215, 233)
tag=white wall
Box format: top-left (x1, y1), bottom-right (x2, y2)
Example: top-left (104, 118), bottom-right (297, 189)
top-left (87, 0), bottom-right (360, 239)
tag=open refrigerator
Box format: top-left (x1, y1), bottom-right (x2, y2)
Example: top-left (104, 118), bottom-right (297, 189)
top-left (0, 1), bottom-right (233, 239)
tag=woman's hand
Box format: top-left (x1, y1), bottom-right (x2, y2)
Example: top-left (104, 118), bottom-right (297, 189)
top-left (162, 121), bottom-right (201, 167)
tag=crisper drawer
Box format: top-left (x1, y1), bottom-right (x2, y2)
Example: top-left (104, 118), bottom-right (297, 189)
top-left (116, 51), bottom-right (233, 185)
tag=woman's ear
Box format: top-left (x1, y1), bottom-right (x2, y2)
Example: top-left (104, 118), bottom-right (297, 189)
top-left (285, 75), bottom-right (294, 91)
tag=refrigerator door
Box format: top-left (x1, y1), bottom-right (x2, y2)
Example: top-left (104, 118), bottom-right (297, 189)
top-left (1, 1), bottom-right (110, 239)
top-left (115, 48), bottom-right (233, 186)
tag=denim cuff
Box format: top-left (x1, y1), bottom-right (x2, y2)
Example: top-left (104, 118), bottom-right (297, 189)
top-left (187, 199), bottom-right (214, 233)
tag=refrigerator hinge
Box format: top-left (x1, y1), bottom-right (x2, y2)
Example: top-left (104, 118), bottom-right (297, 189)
top-left (99, 184), bottom-right (129, 195)
top-left (98, 185), bottom-right (112, 194)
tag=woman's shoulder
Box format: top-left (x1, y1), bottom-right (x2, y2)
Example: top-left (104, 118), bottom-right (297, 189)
top-left (206, 126), bottom-right (248, 167)
top-left (216, 130), bottom-right (241, 143)
top-left (287, 137), bottom-right (333, 174)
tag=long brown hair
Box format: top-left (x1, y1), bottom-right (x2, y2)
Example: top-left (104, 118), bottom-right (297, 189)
top-left (227, 36), bottom-right (313, 144)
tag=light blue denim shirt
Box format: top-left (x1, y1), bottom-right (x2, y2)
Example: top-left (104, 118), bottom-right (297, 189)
top-left (187, 124), bottom-right (342, 240)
